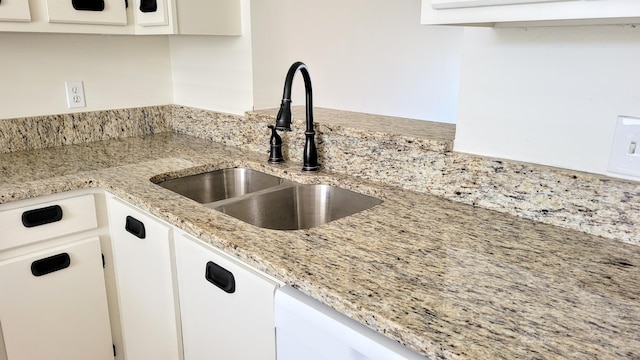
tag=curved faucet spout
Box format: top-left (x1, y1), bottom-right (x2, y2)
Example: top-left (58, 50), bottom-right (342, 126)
top-left (273, 61), bottom-right (319, 172)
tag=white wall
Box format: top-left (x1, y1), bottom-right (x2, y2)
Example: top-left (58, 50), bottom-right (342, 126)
top-left (250, 0), bottom-right (464, 123)
top-left (168, 0), bottom-right (254, 115)
top-left (0, 33), bottom-right (172, 120)
top-left (454, 25), bottom-right (640, 178)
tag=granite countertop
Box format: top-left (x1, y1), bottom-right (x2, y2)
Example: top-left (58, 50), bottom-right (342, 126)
top-left (1, 132), bottom-right (638, 359)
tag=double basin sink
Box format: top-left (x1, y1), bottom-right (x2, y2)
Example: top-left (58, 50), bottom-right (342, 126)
top-left (156, 168), bottom-right (382, 230)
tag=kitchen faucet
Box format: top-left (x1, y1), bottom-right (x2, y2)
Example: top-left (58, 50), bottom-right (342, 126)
top-left (268, 61), bottom-right (320, 172)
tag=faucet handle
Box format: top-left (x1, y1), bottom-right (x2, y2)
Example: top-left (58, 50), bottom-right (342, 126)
top-left (268, 125), bottom-right (284, 163)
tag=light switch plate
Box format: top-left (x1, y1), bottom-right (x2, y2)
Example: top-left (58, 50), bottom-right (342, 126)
top-left (65, 81), bottom-right (86, 109)
top-left (608, 115), bottom-right (640, 178)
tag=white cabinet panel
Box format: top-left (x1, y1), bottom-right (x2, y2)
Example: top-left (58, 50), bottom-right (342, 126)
top-left (107, 196), bottom-right (181, 360)
top-left (134, 0), bottom-right (241, 35)
top-left (0, 193), bottom-right (98, 252)
top-left (0, 0), bottom-right (31, 22)
top-left (45, 0), bottom-right (127, 25)
top-left (421, 0), bottom-right (640, 26)
top-left (175, 231), bottom-right (278, 360)
top-left (132, 0), bottom-right (170, 27)
top-left (0, 237), bottom-right (114, 360)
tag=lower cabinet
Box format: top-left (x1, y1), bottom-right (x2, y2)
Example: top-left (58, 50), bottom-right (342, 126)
top-left (107, 195), bottom-right (182, 360)
top-left (174, 231), bottom-right (279, 360)
top-left (0, 237), bottom-right (114, 360)
top-left (0, 190), bottom-right (294, 360)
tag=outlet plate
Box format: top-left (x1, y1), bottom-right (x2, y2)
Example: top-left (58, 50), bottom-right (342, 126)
top-left (608, 115), bottom-right (640, 178)
top-left (65, 81), bottom-right (86, 109)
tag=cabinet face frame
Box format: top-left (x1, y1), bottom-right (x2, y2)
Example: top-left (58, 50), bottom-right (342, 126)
top-left (0, 0), bottom-right (31, 22)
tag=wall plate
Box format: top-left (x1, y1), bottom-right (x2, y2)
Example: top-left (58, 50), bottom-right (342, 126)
top-left (608, 115), bottom-right (640, 178)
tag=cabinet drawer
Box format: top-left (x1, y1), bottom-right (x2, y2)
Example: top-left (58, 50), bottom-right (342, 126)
top-left (0, 194), bottom-right (98, 251)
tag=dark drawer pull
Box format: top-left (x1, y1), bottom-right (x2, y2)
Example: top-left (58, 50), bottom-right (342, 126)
top-left (72, 0), bottom-right (105, 11)
top-left (22, 205), bottom-right (63, 228)
top-left (205, 261), bottom-right (235, 294)
top-left (140, 0), bottom-right (157, 12)
top-left (125, 216), bottom-right (146, 239)
top-left (31, 253), bottom-right (71, 277)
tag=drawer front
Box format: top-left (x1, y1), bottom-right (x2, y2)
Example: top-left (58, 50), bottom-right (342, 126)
top-left (44, 0), bottom-right (127, 25)
top-left (0, 194), bottom-right (98, 251)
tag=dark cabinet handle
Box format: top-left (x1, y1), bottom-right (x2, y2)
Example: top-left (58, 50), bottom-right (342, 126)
top-left (205, 261), bottom-right (235, 293)
top-left (125, 216), bottom-right (146, 239)
top-left (72, 0), bottom-right (105, 11)
top-left (22, 205), bottom-right (63, 228)
top-left (31, 253), bottom-right (71, 277)
top-left (140, 0), bottom-right (157, 12)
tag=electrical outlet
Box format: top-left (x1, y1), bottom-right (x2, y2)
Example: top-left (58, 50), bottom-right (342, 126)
top-left (65, 81), bottom-right (86, 109)
top-left (608, 115), bottom-right (640, 178)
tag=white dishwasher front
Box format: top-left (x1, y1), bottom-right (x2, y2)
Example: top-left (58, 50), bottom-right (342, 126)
top-left (274, 285), bottom-right (426, 360)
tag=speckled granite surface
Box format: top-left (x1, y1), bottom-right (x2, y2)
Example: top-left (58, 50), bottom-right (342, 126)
top-left (0, 106), bottom-right (171, 153)
top-left (1, 133), bottom-right (638, 359)
top-left (172, 105), bottom-right (640, 245)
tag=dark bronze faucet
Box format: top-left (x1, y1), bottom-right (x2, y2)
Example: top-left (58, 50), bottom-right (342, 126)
top-left (268, 61), bottom-right (319, 172)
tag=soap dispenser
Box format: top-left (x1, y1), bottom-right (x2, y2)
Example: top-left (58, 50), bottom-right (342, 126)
top-left (268, 125), bottom-right (284, 163)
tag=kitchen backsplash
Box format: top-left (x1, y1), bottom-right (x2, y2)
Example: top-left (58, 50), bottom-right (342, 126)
top-left (0, 106), bottom-right (171, 153)
top-left (1, 105), bottom-right (637, 245)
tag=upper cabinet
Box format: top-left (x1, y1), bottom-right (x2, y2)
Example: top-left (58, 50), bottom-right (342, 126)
top-left (421, 0), bottom-right (640, 26)
top-left (0, 0), bottom-right (241, 35)
top-left (0, 0), bottom-right (32, 22)
top-left (133, 0), bottom-right (242, 35)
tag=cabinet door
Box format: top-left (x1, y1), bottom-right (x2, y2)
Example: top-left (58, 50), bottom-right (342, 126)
top-left (175, 0), bottom-right (241, 35)
top-left (45, 0), bottom-right (127, 25)
top-left (175, 232), bottom-right (278, 360)
top-left (0, 0), bottom-right (31, 22)
top-left (107, 196), bottom-right (181, 360)
top-left (0, 237), bottom-right (114, 360)
top-left (133, 0), bottom-right (170, 26)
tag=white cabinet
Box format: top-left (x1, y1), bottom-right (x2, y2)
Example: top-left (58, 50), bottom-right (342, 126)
top-left (421, 0), bottom-right (640, 26)
top-left (0, 0), bottom-right (242, 34)
top-left (174, 231), bottom-right (279, 360)
top-left (44, 0), bottom-right (127, 25)
top-left (107, 195), bottom-right (182, 360)
top-left (0, 237), bottom-right (114, 360)
top-left (132, 0), bottom-right (171, 29)
top-left (0, 190), bottom-right (122, 360)
top-left (0, 0), bottom-right (31, 22)
top-left (133, 0), bottom-right (242, 35)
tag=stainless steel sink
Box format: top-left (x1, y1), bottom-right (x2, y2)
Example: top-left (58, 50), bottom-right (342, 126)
top-left (214, 184), bottom-right (382, 230)
top-left (156, 168), bottom-right (284, 204)
top-left (156, 168), bottom-right (382, 230)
